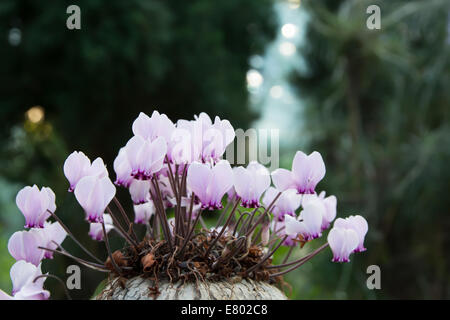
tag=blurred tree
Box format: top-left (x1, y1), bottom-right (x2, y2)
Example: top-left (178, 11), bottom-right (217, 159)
top-left (289, 0), bottom-right (450, 298)
top-left (0, 0), bottom-right (276, 299)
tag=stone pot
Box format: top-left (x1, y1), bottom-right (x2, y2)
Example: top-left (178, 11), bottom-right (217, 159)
top-left (96, 276), bottom-right (287, 300)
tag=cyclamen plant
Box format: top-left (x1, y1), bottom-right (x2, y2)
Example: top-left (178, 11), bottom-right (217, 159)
top-left (0, 111), bottom-right (368, 300)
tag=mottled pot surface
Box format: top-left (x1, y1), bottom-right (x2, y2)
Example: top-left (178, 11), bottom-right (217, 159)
top-left (96, 276), bottom-right (287, 300)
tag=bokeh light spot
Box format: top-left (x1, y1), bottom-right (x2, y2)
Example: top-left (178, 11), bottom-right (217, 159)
top-left (270, 85), bottom-right (284, 99)
top-left (288, 0), bottom-right (301, 10)
top-left (246, 69), bottom-right (264, 88)
top-left (8, 28), bottom-right (21, 46)
top-left (281, 23), bottom-right (298, 39)
top-left (26, 106), bottom-right (45, 124)
top-left (279, 42), bottom-right (296, 56)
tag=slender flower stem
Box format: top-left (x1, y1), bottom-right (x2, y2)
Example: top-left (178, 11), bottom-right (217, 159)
top-left (245, 192), bottom-right (282, 237)
top-left (177, 209), bottom-right (203, 257)
top-left (215, 200), bottom-right (231, 229)
top-left (184, 192), bottom-right (195, 237)
top-left (267, 255), bottom-right (308, 269)
top-left (177, 164), bottom-right (188, 238)
top-left (33, 274), bottom-right (72, 300)
top-left (174, 164), bottom-right (187, 245)
top-left (38, 246), bottom-right (109, 272)
top-left (165, 157), bottom-right (179, 198)
top-left (244, 210), bottom-right (270, 239)
top-left (282, 246), bottom-right (295, 264)
top-left (269, 243), bottom-right (329, 277)
top-left (270, 219), bottom-right (279, 242)
top-left (199, 216), bottom-right (208, 230)
top-left (106, 206), bottom-right (139, 247)
top-left (112, 197), bottom-right (139, 243)
top-left (150, 177), bottom-right (173, 250)
top-left (175, 164), bottom-right (181, 191)
top-left (245, 235), bottom-right (288, 275)
top-left (241, 208), bottom-right (263, 236)
top-left (145, 222), bottom-right (152, 238)
top-left (174, 198), bottom-right (181, 245)
top-left (256, 235), bottom-right (279, 248)
top-left (232, 212), bottom-right (250, 236)
top-left (46, 210), bottom-right (103, 264)
top-left (174, 165), bottom-right (188, 245)
top-left (152, 212), bottom-right (160, 240)
top-left (212, 236), bottom-right (246, 268)
top-left (166, 160), bottom-right (181, 242)
top-left (271, 225), bottom-right (285, 239)
top-left (152, 176), bottom-right (172, 235)
top-left (101, 221), bottom-right (122, 275)
top-left (241, 207), bottom-right (260, 234)
top-left (250, 225), bottom-right (264, 246)
top-left (204, 198), bottom-right (241, 258)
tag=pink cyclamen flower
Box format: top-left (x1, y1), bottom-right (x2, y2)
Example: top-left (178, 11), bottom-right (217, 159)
top-left (302, 191), bottom-right (337, 231)
top-left (327, 227), bottom-right (359, 263)
top-left (333, 215), bottom-right (368, 252)
top-left (8, 229), bottom-right (46, 266)
top-left (168, 126), bottom-right (197, 164)
top-left (113, 147), bottom-right (133, 187)
top-left (175, 113), bottom-right (235, 164)
top-left (282, 235), bottom-right (299, 247)
top-left (88, 214), bottom-right (114, 241)
top-left (129, 179), bottom-right (151, 204)
top-left (233, 161), bottom-right (271, 208)
top-left (63, 151), bottom-right (108, 192)
top-left (276, 189), bottom-right (302, 219)
top-left (63, 151), bottom-right (90, 191)
top-left (199, 113), bottom-right (235, 163)
top-left (284, 198), bottom-right (325, 241)
top-left (74, 175), bottom-right (116, 223)
top-left (187, 160), bottom-right (234, 210)
top-left (170, 120), bottom-right (203, 164)
top-left (133, 201), bottom-right (155, 224)
top-left (271, 151), bottom-right (326, 194)
top-left (227, 186), bottom-right (237, 201)
top-left (132, 111), bottom-right (175, 143)
top-left (262, 186), bottom-right (278, 208)
top-left (262, 187), bottom-right (301, 221)
top-left (40, 221), bottom-right (67, 259)
top-left (0, 261), bottom-right (49, 300)
top-left (16, 185), bottom-right (56, 228)
top-left (125, 135), bottom-right (167, 180)
top-left (269, 220), bottom-right (298, 247)
top-left (7, 221), bottom-right (67, 265)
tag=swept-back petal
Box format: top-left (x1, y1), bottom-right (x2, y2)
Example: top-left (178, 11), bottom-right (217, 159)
top-left (8, 230), bottom-right (45, 266)
top-left (132, 112), bottom-right (152, 139)
top-left (209, 160), bottom-right (234, 206)
top-left (233, 166), bottom-right (252, 201)
top-left (10, 261), bottom-right (41, 295)
top-left (284, 215), bottom-right (304, 236)
top-left (63, 151), bottom-right (91, 191)
top-left (271, 168), bottom-right (295, 191)
top-left (187, 161), bottom-right (212, 204)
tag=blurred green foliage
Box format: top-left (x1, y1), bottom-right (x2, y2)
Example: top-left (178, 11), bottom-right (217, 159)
top-left (288, 0), bottom-right (450, 298)
top-left (0, 0), bottom-right (276, 299)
